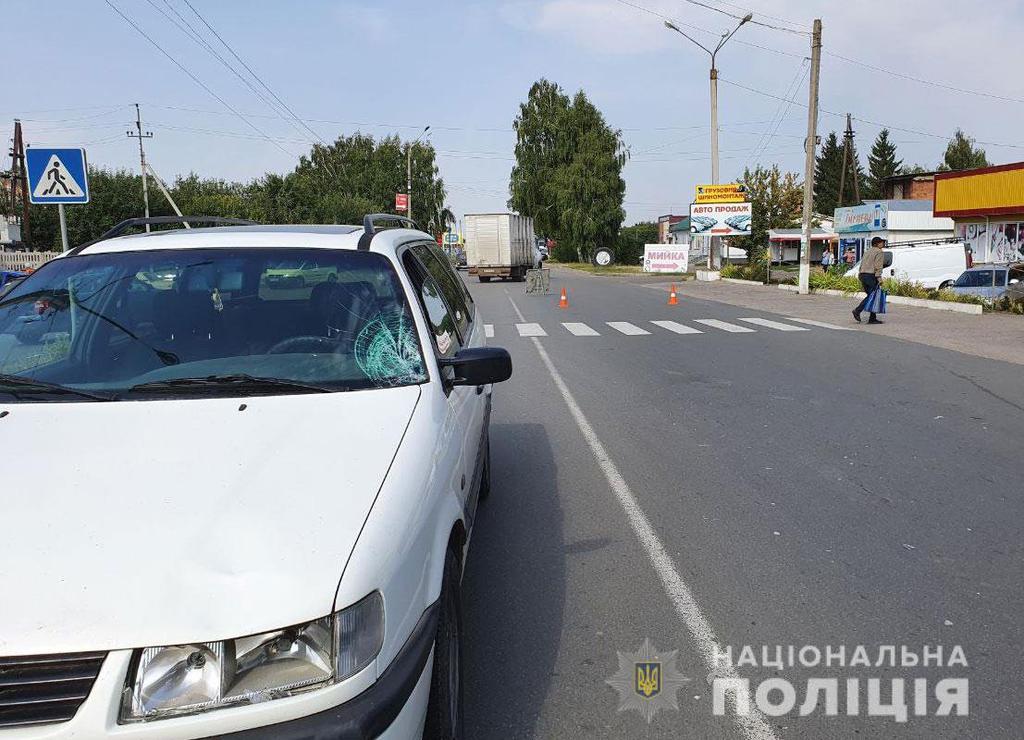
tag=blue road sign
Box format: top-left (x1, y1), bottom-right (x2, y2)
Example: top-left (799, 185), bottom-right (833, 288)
top-left (26, 148), bottom-right (89, 204)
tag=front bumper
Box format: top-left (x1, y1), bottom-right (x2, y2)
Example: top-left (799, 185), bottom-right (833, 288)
top-left (215, 602), bottom-right (438, 739)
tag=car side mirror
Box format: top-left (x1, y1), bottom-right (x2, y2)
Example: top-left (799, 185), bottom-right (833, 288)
top-left (439, 347), bottom-right (512, 386)
top-left (1011, 279), bottom-right (1020, 285)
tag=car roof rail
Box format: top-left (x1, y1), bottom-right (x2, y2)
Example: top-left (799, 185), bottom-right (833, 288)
top-left (358, 213), bottom-right (419, 250)
top-left (67, 216), bottom-right (258, 256)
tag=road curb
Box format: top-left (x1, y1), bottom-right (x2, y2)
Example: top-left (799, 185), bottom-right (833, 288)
top-left (720, 277), bottom-right (766, 287)
top-left (774, 283), bottom-right (983, 315)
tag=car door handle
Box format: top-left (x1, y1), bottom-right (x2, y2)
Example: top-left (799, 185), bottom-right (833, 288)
top-left (475, 385), bottom-right (484, 395)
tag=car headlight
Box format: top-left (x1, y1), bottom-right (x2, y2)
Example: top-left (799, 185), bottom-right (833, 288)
top-left (120, 592), bottom-right (384, 722)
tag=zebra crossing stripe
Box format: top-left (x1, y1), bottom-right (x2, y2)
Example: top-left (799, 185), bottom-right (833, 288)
top-left (693, 319), bottom-right (756, 333)
top-left (562, 322), bottom-right (600, 336)
top-left (650, 320), bottom-right (703, 335)
top-left (738, 317), bottom-right (808, 332)
top-left (606, 321), bottom-right (650, 336)
top-left (484, 324), bottom-right (494, 338)
top-left (516, 322), bottom-right (547, 337)
top-left (784, 317), bottom-right (855, 331)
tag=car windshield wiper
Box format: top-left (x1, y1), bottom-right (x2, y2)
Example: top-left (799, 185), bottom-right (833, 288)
top-left (129, 374), bottom-right (338, 395)
top-left (0, 374), bottom-right (115, 401)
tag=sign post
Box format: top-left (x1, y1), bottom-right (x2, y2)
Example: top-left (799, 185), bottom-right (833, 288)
top-left (26, 147), bottom-right (90, 252)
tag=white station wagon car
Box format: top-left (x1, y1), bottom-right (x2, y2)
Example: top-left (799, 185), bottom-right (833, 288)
top-left (0, 216), bottom-right (511, 739)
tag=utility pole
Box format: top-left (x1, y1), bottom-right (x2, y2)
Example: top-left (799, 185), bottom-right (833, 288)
top-left (127, 104), bottom-right (154, 231)
top-left (407, 125), bottom-right (430, 224)
top-left (837, 113), bottom-right (860, 207)
top-left (10, 120), bottom-right (30, 245)
top-left (798, 19), bottom-right (822, 295)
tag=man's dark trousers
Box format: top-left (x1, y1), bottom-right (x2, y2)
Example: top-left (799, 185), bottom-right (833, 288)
top-left (855, 273), bottom-right (879, 320)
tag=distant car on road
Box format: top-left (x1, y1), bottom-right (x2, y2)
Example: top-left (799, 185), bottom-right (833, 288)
top-left (263, 258), bottom-right (337, 288)
top-left (0, 215), bottom-right (512, 739)
top-left (947, 264), bottom-right (1024, 300)
top-left (0, 270), bottom-right (27, 300)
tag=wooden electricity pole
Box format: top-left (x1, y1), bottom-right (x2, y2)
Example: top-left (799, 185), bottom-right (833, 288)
top-left (798, 19), bottom-right (822, 295)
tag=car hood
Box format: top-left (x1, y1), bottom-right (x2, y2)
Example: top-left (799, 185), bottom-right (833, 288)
top-left (0, 386), bottom-right (420, 656)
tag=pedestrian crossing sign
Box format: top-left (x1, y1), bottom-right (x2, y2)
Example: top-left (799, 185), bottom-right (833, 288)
top-left (26, 148), bottom-right (89, 204)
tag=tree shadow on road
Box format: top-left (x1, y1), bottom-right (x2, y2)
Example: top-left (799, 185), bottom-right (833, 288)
top-left (462, 422), bottom-right (565, 739)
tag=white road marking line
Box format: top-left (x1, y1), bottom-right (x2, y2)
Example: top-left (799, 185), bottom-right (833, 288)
top-left (507, 295), bottom-right (778, 740)
top-left (784, 317), bottom-right (855, 331)
top-left (606, 321), bottom-right (651, 336)
top-left (738, 317), bottom-right (809, 332)
top-left (562, 322), bottom-right (600, 336)
top-left (694, 319), bottom-right (756, 333)
top-left (650, 320), bottom-right (703, 335)
top-left (515, 322), bottom-right (547, 337)
top-left (484, 324), bottom-right (495, 338)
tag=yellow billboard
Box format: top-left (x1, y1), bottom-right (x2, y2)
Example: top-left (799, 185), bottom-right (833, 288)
top-left (934, 163), bottom-right (1024, 218)
top-left (694, 183), bottom-right (747, 203)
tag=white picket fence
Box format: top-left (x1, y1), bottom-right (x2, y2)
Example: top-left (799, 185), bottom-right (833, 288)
top-left (0, 251), bottom-right (59, 271)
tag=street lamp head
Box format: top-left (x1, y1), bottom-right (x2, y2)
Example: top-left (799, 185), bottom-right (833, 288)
top-left (664, 20), bottom-right (679, 32)
top-left (740, 12), bottom-right (753, 24)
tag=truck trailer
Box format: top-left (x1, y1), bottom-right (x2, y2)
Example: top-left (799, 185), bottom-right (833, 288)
top-left (464, 213), bottom-right (536, 282)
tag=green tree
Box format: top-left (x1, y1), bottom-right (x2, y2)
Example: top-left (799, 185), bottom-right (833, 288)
top-left (510, 80), bottom-right (627, 262)
top-left (615, 221), bottom-right (658, 265)
top-left (937, 128), bottom-right (990, 171)
top-left (864, 129), bottom-right (903, 199)
top-left (813, 132), bottom-right (843, 217)
top-left (732, 165), bottom-right (803, 274)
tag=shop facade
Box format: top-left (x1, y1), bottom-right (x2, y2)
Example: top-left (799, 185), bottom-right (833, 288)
top-left (833, 200), bottom-right (954, 263)
top-left (934, 162), bottom-right (1024, 264)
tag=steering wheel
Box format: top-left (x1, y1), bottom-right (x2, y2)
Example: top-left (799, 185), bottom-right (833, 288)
top-left (266, 335), bottom-right (338, 354)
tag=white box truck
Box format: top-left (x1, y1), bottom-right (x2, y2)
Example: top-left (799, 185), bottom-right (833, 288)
top-left (464, 213), bottom-right (536, 282)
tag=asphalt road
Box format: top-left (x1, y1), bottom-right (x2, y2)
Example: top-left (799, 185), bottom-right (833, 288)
top-left (460, 267), bottom-right (1023, 739)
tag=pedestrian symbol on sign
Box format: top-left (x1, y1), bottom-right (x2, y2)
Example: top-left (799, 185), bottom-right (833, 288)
top-left (31, 154), bottom-right (86, 200)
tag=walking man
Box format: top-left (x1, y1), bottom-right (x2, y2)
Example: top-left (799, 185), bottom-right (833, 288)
top-left (853, 236), bottom-right (886, 324)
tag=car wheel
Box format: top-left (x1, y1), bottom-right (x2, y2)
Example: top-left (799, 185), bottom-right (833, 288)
top-left (424, 548), bottom-right (464, 740)
top-left (939, 280), bottom-right (953, 290)
top-left (479, 276), bottom-right (491, 283)
top-left (593, 247), bottom-right (615, 267)
top-left (478, 436), bottom-right (491, 502)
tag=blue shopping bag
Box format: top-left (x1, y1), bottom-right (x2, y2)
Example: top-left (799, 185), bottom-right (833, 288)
top-left (864, 287), bottom-right (887, 314)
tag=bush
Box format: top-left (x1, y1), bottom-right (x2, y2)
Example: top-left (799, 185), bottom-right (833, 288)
top-left (809, 272), bottom-right (862, 292)
top-left (721, 263), bottom-right (766, 281)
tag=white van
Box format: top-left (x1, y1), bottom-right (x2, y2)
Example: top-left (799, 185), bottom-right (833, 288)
top-left (846, 242), bottom-right (967, 289)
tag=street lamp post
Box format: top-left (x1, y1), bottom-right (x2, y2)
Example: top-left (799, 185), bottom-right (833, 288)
top-left (407, 125), bottom-right (430, 223)
top-left (665, 14), bottom-right (752, 270)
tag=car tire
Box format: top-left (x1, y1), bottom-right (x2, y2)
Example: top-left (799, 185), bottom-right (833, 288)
top-left (424, 548), bottom-right (464, 740)
top-left (939, 280), bottom-right (953, 290)
top-left (479, 276), bottom-right (491, 283)
top-left (478, 436), bottom-right (491, 502)
top-left (593, 247), bottom-right (615, 267)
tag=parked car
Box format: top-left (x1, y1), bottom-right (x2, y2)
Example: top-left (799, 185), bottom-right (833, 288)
top-left (947, 264), bottom-right (1024, 300)
top-left (0, 216), bottom-right (511, 739)
top-left (845, 241), bottom-right (967, 289)
top-left (454, 246), bottom-right (467, 270)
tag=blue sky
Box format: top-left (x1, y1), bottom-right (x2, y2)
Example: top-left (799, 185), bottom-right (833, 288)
top-left (6, 1), bottom-right (1024, 225)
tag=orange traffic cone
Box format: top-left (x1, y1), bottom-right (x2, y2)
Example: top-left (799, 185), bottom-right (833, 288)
top-left (668, 283), bottom-right (679, 306)
top-left (559, 287), bottom-right (569, 309)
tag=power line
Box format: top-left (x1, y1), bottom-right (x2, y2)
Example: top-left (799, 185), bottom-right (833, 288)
top-left (179, 0), bottom-right (336, 150)
top-left (742, 57), bottom-right (809, 172)
top-left (103, 0), bottom-right (298, 160)
top-left (824, 52), bottom-right (1024, 106)
top-left (142, 0), bottom-right (304, 136)
top-left (678, 0), bottom-right (809, 35)
top-left (717, 75), bottom-right (1024, 149)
